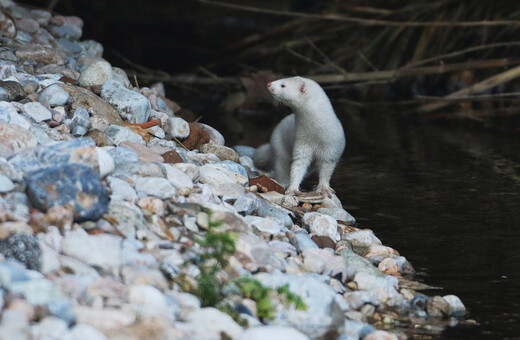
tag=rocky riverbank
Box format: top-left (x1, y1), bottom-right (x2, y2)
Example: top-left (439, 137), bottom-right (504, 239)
top-left (0, 1), bottom-right (467, 339)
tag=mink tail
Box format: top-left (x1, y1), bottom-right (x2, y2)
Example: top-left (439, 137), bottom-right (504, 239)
top-left (253, 143), bottom-right (273, 171)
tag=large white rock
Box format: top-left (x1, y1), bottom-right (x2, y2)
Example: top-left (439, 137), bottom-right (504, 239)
top-left (344, 230), bottom-right (382, 248)
top-left (128, 284), bottom-right (172, 320)
top-left (354, 272), bottom-right (401, 303)
top-left (257, 273), bottom-right (344, 338)
top-left (78, 60), bottom-right (113, 87)
top-left (303, 212), bottom-right (340, 241)
top-left (199, 164), bottom-right (248, 186)
top-left (134, 177), bottom-right (177, 199)
top-left (62, 229), bottom-right (122, 275)
top-left (185, 307), bottom-right (243, 340)
top-left (23, 101), bottom-right (52, 122)
top-left (164, 117), bottom-right (190, 140)
top-left (245, 215), bottom-right (285, 234)
top-left (163, 163), bottom-right (194, 189)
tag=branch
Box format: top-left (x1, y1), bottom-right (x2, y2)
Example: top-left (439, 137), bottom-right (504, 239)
top-left (418, 64), bottom-right (520, 112)
top-left (194, 0), bottom-right (520, 27)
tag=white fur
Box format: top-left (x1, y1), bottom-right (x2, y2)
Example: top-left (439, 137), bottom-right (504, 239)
top-left (253, 76), bottom-right (345, 196)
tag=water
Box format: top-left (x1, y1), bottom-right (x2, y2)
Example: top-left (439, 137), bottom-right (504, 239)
top-left (332, 106), bottom-right (520, 338)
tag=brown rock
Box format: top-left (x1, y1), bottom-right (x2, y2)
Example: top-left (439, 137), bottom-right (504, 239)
top-left (426, 296), bottom-right (452, 318)
top-left (175, 108), bottom-right (197, 122)
top-left (182, 123), bottom-right (210, 150)
top-left (15, 45), bottom-right (64, 65)
top-left (249, 175), bottom-right (284, 194)
top-left (15, 18), bottom-right (40, 34)
top-left (378, 257), bottom-right (400, 276)
top-left (86, 129), bottom-right (111, 146)
top-left (311, 235), bottom-right (336, 249)
top-left (199, 143), bottom-right (239, 162)
top-left (59, 83), bottom-right (123, 131)
top-left (120, 142), bottom-right (164, 163)
top-left (162, 150), bottom-right (184, 164)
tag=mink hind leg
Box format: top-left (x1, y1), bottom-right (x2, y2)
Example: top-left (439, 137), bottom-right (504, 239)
top-left (315, 158), bottom-right (338, 197)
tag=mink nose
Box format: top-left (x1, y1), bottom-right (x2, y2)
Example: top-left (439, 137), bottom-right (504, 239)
top-left (267, 82), bottom-right (271, 88)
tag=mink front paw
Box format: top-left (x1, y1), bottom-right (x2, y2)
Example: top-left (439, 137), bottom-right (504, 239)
top-left (285, 188), bottom-right (302, 196)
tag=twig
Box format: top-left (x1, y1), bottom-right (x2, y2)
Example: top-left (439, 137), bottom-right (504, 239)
top-left (194, 0), bottom-right (520, 27)
top-left (133, 74), bottom-right (140, 90)
top-left (418, 64), bottom-right (520, 112)
top-left (305, 37), bottom-right (349, 75)
top-left (173, 136), bottom-right (189, 151)
top-left (310, 58), bottom-right (520, 84)
top-left (415, 92), bottom-right (520, 101)
top-left (285, 47), bottom-right (324, 67)
top-left (404, 42), bottom-right (520, 68)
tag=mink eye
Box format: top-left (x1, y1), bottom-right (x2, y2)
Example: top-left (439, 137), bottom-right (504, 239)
top-left (281, 84), bottom-right (285, 88)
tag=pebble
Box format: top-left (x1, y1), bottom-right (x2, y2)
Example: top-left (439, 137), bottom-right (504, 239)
top-left (101, 79), bottom-right (150, 124)
top-left (0, 174), bottom-right (15, 192)
top-left (443, 294), bottom-right (466, 316)
top-left (0, 102), bottom-right (31, 130)
top-left (78, 60), bottom-right (113, 87)
top-left (200, 143), bottom-right (240, 162)
top-left (199, 163), bottom-right (248, 186)
top-left (134, 177), bottom-right (177, 199)
top-left (105, 124), bottom-right (145, 146)
top-left (22, 101), bottom-right (52, 122)
top-left (164, 116), bottom-right (190, 140)
top-left (303, 212), bottom-right (340, 241)
top-left (38, 84), bottom-right (70, 106)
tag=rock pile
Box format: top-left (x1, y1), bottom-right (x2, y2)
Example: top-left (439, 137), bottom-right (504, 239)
top-left (0, 1), bottom-right (466, 339)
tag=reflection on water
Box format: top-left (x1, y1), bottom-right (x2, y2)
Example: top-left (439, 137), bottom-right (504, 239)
top-left (332, 106), bottom-right (520, 338)
top-left (206, 99), bottom-right (520, 338)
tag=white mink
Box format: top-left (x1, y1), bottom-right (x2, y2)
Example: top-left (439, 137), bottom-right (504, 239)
top-left (253, 76), bottom-right (345, 197)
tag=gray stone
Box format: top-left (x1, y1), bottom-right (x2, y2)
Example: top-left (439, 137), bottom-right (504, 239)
top-left (233, 145), bottom-right (256, 158)
top-left (354, 272), bottom-right (401, 303)
top-left (199, 123), bottom-right (225, 145)
top-left (38, 84), bottom-right (70, 106)
top-left (219, 160), bottom-right (247, 177)
top-left (164, 116), bottom-right (189, 140)
top-left (245, 215), bottom-right (285, 234)
top-left (78, 60), bottom-right (112, 87)
top-left (22, 101), bottom-right (52, 122)
top-left (257, 272), bottom-right (343, 339)
top-left (69, 107), bottom-right (91, 137)
top-left (257, 204), bottom-right (293, 228)
top-left (185, 307), bottom-right (243, 340)
top-left (0, 234), bottom-right (42, 270)
top-left (10, 278), bottom-right (65, 305)
top-left (162, 164), bottom-right (193, 189)
top-left (292, 232), bottom-right (319, 252)
top-left (107, 146), bottom-right (139, 166)
top-left (0, 174), bottom-right (14, 192)
top-left (199, 164), bottom-right (248, 186)
top-left (233, 192), bottom-right (262, 215)
top-left (107, 176), bottom-right (137, 203)
top-left (317, 207), bottom-right (356, 223)
top-left (62, 229), bottom-right (122, 275)
top-left (0, 102), bottom-right (31, 129)
top-left (0, 61), bottom-right (16, 80)
top-left (443, 295), bottom-right (466, 316)
top-left (101, 79), bottom-right (150, 124)
top-left (134, 177), bottom-right (177, 199)
top-left (104, 124), bottom-right (145, 146)
top-left (344, 230), bottom-right (382, 252)
top-left (303, 212), bottom-right (340, 241)
top-left (0, 80), bottom-right (24, 101)
top-left (340, 249), bottom-right (382, 280)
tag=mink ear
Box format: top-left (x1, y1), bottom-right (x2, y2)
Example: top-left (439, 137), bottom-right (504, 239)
top-left (299, 83), bottom-right (306, 95)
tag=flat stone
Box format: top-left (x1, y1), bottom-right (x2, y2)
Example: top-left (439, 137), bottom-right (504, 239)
top-left (200, 143), bottom-right (239, 162)
top-left (199, 164), bottom-right (248, 186)
top-left (23, 101), bottom-right (52, 122)
top-left (120, 141), bottom-right (163, 163)
top-left (245, 215), bottom-right (285, 234)
top-left (317, 207), bottom-right (356, 223)
top-left (107, 146), bottom-right (139, 166)
top-left (354, 272), bottom-right (401, 303)
top-left (249, 175), bottom-right (284, 194)
top-left (340, 249), bottom-right (382, 280)
top-left (0, 174), bottom-right (14, 192)
top-left (15, 45), bottom-right (64, 65)
top-left (162, 150), bottom-right (184, 163)
top-left (73, 306), bottom-right (135, 331)
top-left (0, 102), bottom-right (31, 130)
top-left (105, 125), bottom-right (145, 146)
top-left (134, 177), bottom-right (176, 199)
top-left (162, 164), bottom-right (193, 189)
top-left (344, 230), bottom-right (382, 252)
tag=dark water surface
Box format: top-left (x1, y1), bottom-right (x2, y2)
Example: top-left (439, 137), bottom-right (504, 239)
top-left (332, 106), bottom-right (520, 339)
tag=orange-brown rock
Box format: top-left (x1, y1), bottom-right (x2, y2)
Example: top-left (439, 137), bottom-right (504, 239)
top-left (249, 175), bottom-right (284, 194)
top-left (162, 150), bottom-right (184, 163)
top-left (311, 235), bottom-right (336, 249)
top-left (182, 123), bottom-right (210, 150)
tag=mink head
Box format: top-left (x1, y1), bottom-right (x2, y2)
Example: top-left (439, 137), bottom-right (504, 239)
top-left (266, 76), bottom-right (317, 109)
